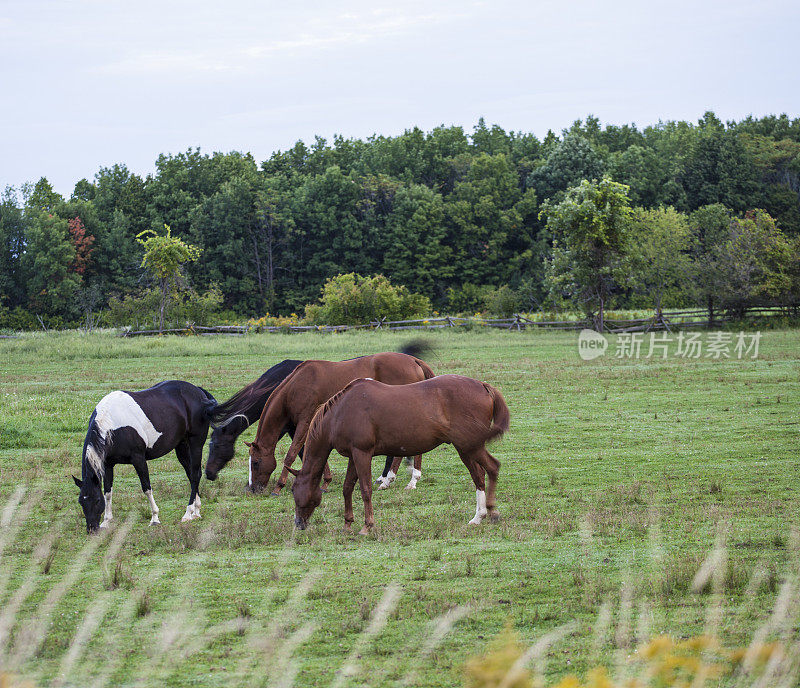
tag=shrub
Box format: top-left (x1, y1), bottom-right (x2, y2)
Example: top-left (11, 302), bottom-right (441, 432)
top-left (303, 273), bottom-right (430, 325)
top-left (0, 305), bottom-right (39, 332)
top-left (484, 285), bottom-right (523, 317)
top-left (446, 283), bottom-right (494, 314)
top-left (106, 285), bottom-right (225, 329)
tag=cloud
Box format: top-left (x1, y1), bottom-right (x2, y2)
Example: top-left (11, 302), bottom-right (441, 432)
top-left (95, 7), bottom-right (463, 75)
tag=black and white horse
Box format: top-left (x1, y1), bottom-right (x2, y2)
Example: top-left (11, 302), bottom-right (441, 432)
top-left (73, 381), bottom-right (218, 533)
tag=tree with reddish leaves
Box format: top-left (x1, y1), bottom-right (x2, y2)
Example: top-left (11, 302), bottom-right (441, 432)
top-left (68, 216), bottom-right (94, 275)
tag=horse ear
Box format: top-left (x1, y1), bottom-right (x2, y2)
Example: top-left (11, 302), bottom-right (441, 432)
top-left (72, 474), bottom-right (83, 489)
top-left (244, 441), bottom-right (253, 448)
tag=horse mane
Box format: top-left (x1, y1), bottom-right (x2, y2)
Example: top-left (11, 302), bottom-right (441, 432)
top-left (84, 410), bottom-right (111, 479)
top-left (210, 360), bottom-right (301, 428)
top-left (307, 378), bottom-right (367, 442)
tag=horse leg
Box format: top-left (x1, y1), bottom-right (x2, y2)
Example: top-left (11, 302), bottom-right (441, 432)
top-left (176, 440), bottom-right (200, 521)
top-left (186, 434), bottom-right (206, 519)
top-left (376, 456), bottom-right (397, 488)
top-left (132, 455), bottom-right (160, 525)
top-left (473, 447), bottom-right (501, 522)
top-left (321, 460), bottom-right (333, 493)
top-left (100, 463), bottom-right (114, 528)
top-left (272, 420), bottom-right (310, 497)
top-left (456, 448), bottom-right (487, 525)
top-left (352, 449), bottom-right (375, 535)
top-left (405, 455), bottom-right (422, 490)
top-left (342, 458), bottom-right (358, 533)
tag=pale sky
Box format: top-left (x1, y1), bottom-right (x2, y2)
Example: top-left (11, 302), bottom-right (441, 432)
top-left (1, 0), bottom-right (798, 195)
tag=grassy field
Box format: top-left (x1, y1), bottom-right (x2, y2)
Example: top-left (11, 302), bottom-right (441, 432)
top-left (0, 328), bottom-right (799, 687)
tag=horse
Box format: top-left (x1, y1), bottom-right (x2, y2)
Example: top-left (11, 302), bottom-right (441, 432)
top-left (72, 381), bottom-right (218, 534)
top-left (291, 375), bottom-right (509, 535)
top-left (247, 351), bottom-right (435, 495)
top-left (205, 359), bottom-right (303, 481)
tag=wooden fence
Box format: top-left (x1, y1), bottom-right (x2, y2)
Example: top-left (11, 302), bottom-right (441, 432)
top-left (117, 306), bottom-right (797, 337)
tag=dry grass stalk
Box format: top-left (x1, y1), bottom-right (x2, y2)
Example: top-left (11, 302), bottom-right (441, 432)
top-left (401, 604), bottom-right (472, 687)
top-left (331, 583), bottom-right (401, 688)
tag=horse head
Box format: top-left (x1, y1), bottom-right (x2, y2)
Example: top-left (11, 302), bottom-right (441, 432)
top-left (291, 468), bottom-right (320, 530)
top-left (73, 474), bottom-right (104, 534)
top-left (245, 440), bottom-right (277, 493)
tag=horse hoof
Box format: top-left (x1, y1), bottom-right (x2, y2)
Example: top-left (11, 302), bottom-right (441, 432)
top-left (489, 512), bottom-right (501, 523)
top-left (405, 483), bottom-right (416, 490)
top-left (149, 519), bottom-right (161, 526)
top-left (358, 526), bottom-right (373, 536)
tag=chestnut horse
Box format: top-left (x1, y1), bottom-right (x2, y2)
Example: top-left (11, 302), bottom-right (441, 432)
top-left (291, 375), bottom-right (509, 534)
top-left (247, 352), bottom-right (435, 494)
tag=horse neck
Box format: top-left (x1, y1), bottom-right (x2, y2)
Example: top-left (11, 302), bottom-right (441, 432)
top-left (301, 433), bottom-right (331, 483)
top-left (253, 391), bottom-right (289, 448)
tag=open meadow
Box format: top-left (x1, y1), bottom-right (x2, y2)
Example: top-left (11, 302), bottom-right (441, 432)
top-left (1, 328), bottom-right (799, 687)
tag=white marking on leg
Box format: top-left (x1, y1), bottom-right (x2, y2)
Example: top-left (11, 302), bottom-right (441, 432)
top-left (378, 470), bottom-right (396, 490)
top-left (146, 489), bottom-right (160, 525)
top-left (181, 504), bottom-right (195, 522)
top-left (406, 468), bottom-right (421, 490)
top-left (100, 489), bottom-right (113, 527)
top-left (193, 494), bottom-right (202, 519)
top-left (468, 490), bottom-right (487, 525)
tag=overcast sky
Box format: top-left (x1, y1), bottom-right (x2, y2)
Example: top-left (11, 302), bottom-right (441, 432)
top-left (2, 0), bottom-right (798, 195)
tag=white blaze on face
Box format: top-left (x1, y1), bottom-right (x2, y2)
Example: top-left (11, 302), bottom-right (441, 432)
top-left (95, 391), bottom-right (162, 448)
top-left (248, 455), bottom-right (253, 487)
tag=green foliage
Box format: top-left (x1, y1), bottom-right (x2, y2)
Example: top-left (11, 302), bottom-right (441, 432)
top-left (626, 207), bottom-right (694, 312)
top-left (21, 211), bottom-right (80, 317)
top-left (3, 113), bottom-right (800, 329)
top-left (714, 209), bottom-right (795, 315)
top-left (136, 224), bottom-right (201, 280)
top-left (541, 178), bottom-right (633, 323)
top-left (303, 273), bottom-right (430, 325)
top-left (106, 285), bottom-right (224, 329)
top-left (136, 224), bottom-right (202, 331)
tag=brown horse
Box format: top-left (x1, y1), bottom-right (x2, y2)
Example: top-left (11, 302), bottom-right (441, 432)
top-left (246, 352), bottom-right (435, 494)
top-left (291, 375), bottom-right (509, 534)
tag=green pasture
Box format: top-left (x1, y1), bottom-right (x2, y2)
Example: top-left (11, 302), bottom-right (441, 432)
top-left (0, 329), bottom-right (798, 687)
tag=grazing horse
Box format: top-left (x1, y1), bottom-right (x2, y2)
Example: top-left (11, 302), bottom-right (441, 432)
top-left (72, 381), bottom-right (218, 534)
top-left (247, 352), bottom-right (435, 495)
top-left (205, 359), bottom-right (303, 481)
top-left (291, 375), bottom-right (509, 534)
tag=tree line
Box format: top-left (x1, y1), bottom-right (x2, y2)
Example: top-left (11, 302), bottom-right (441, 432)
top-left (1, 111), bottom-right (799, 329)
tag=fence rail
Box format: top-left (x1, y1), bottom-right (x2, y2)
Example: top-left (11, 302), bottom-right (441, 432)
top-left (115, 306), bottom-right (798, 338)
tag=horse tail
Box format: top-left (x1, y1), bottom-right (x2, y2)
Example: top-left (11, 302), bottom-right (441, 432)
top-left (398, 339), bottom-right (432, 360)
top-left (483, 383), bottom-right (510, 442)
top-left (198, 385), bottom-right (220, 427)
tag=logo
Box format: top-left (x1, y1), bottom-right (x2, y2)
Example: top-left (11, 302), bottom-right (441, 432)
top-left (578, 329), bottom-right (608, 361)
